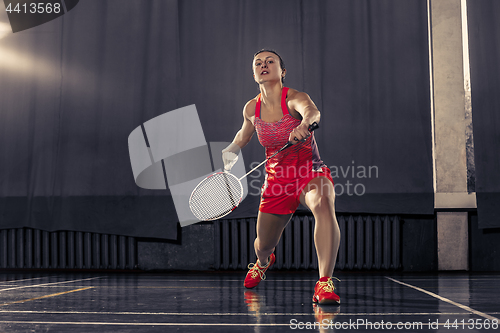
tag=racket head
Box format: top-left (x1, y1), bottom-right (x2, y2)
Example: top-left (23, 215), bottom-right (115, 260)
top-left (189, 172), bottom-right (243, 221)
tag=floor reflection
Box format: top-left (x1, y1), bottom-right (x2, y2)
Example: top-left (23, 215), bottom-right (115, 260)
top-left (244, 290), bottom-right (265, 333)
top-left (313, 303), bottom-right (341, 332)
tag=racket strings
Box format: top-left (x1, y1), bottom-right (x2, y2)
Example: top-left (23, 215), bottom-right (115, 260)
top-left (190, 173), bottom-right (243, 221)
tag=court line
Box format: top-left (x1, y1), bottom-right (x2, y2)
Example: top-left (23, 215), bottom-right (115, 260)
top-left (0, 277), bottom-right (101, 292)
top-left (116, 279), bottom-right (247, 281)
top-left (120, 279), bottom-right (321, 282)
top-left (0, 276), bottom-right (55, 284)
top-left (0, 320), bottom-right (497, 328)
top-left (0, 287), bottom-right (94, 306)
top-left (386, 277), bottom-right (499, 322)
top-left (90, 277), bottom-right (499, 282)
top-left (0, 321), bottom-right (298, 327)
top-left (0, 276), bottom-right (60, 288)
top-left (388, 277), bottom-right (500, 281)
top-left (0, 321), bottom-right (496, 328)
top-left (0, 310), bottom-right (498, 316)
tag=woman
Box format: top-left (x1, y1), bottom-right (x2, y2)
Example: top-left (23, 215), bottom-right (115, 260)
top-left (222, 50), bottom-right (341, 304)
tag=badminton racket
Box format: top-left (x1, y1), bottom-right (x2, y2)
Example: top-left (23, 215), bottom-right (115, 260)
top-left (189, 122), bottom-right (319, 221)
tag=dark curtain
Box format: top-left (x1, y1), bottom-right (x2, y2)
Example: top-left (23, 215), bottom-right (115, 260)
top-left (468, 0), bottom-right (500, 229)
top-left (0, 0), bottom-right (433, 239)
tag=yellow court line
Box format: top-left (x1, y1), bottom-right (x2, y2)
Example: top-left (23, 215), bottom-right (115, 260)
top-left (0, 287), bottom-right (94, 306)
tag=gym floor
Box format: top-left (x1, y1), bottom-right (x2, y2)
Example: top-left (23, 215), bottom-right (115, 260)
top-left (0, 271), bottom-right (498, 332)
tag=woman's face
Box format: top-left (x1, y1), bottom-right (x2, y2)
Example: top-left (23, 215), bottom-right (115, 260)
top-left (253, 52), bottom-right (285, 84)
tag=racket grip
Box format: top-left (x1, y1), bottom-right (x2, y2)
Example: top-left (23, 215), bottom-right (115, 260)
top-left (292, 122), bottom-right (319, 142)
top-left (308, 122), bottom-right (319, 132)
top-left (282, 122), bottom-right (320, 152)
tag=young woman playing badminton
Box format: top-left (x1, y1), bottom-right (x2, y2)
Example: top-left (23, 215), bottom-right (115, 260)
top-left (222, 50), bottom-right (341, 304)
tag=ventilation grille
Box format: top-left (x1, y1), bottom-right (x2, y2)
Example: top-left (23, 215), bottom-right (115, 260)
top-left (0, 228), bottom-right (137, 270)
top-left (214, 214), bottom-right (401, 270)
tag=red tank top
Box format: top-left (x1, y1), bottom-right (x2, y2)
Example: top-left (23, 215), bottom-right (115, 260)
top-left (254, 87), bottom-right (324, 183)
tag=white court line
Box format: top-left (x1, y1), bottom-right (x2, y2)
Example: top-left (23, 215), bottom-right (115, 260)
top-left (134, 278), bottom-right (318, 282)
top-left (0, 321), bottom-right (293, 327)
top-left (386, 277), bottom-right (499, 322)
top-left (0, 310), bottom-right (499, 316)
top-left (0, 276), bottom-right (60, 288)
top-left (112, 278), bottom-right (500, 283)
top-left (389, 278), bottom-right (500, 281)
top-left (0, 320), bottom-right (496, 328)
top-left (1, 276), bottom-right (55, 284)
top-left (0, 277), bottom-right (101, 292)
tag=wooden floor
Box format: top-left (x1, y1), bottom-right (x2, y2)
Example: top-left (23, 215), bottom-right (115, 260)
top-left (0, 271), bottom-right (498, 332)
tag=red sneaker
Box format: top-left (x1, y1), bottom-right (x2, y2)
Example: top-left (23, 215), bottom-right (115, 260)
top-left (312, 277), bottom-right (341, 304)
top-left (243, 253), bottom-right (275, 289)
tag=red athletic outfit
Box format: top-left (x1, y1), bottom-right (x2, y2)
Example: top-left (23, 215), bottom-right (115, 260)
top-left (254, 87), bottom-right (333, 214)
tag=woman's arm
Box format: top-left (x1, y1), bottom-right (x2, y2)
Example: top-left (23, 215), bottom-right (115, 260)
top-left (222, 101), bottom-right (256, 171)
top-left (231, 100), bottom-right (256, 148)
top-left (288, 91), bottom-right (321, 143)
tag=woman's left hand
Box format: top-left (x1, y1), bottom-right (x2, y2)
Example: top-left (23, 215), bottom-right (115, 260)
top-left (289, 122), bottom-right (311, 144)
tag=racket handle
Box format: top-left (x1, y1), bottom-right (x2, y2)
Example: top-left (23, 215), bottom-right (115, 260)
top-left (292, 121), bottom-right (319, 142)
top-left (282, 121), bottom-right (320, 152)
top-left (308, 121), bottom-right (319, 132)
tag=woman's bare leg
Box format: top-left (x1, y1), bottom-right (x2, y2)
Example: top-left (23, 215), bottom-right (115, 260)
top-left (300, 177), bottom-right (340, 278)
top-left (254, 211), bottom-right (292, 265)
